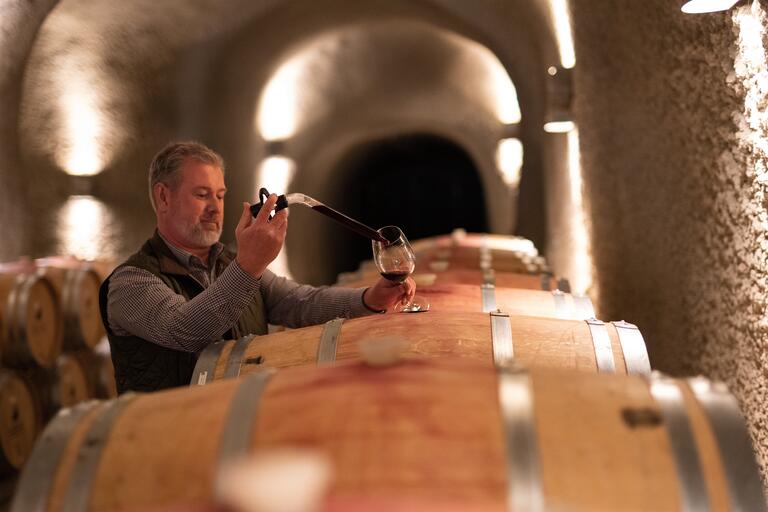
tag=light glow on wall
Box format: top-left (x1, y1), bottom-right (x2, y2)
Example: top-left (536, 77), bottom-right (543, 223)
top-left (257, 22), bottom-right (523, 139)
top-left (566, 129), bottom-right (593, 295)
top-left (54, 55), bottom-right (107, 176)
top-left (486, 56), bottom-right (522, 124)
top-left (548, 0), bottom-right (577, 69)
top-left (495, 138), bottom-right (524, 186)
top-left (257, 56), bottom-right (309, 141)
top-left (56, 195), bottom-right (117, 260)
top-left (60, 88), bottom-right (103, 176)
top-left (256, 157), bottom-right (296, 278)
top-left (257, 156), bottom-right (296, 194)
top-left (733, 1), bottom-right (768, 164)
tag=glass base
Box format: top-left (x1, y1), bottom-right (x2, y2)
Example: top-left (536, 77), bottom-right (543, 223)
top-left (394, 295), bottom-right (430, 313)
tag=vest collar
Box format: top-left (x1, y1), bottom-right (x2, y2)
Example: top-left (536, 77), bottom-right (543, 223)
top-left (146, 230), bottom-right (233, 276)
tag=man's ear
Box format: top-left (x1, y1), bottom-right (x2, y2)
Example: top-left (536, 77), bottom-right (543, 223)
top-left (154, 182), bottom-right (171, 213)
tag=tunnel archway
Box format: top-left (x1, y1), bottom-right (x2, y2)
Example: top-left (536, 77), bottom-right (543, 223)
top-left (326, 133), bottom-right (488, 278)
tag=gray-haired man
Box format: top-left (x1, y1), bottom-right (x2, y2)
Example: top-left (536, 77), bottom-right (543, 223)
top-left (99, 141), bottom-right (414, 393)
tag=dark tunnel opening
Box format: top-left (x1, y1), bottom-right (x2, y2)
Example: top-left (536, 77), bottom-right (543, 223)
top-left (328, 133), bottom-right (489, 278)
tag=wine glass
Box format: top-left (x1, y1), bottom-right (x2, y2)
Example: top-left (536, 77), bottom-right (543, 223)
top-left (372, 226), bottom-right (429, 313)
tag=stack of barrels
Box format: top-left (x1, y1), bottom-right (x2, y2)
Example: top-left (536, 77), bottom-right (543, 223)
top-left (11, 232), bottom-right (767, 511)
top-left (0, 257), bottom-right (117, 505)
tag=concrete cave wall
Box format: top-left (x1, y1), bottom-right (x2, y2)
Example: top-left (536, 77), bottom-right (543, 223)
top-left (571, 0), bottom-right (768, 485)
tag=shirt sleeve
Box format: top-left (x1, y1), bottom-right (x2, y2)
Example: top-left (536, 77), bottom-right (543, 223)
top-left (260, 269), bottom-right (374, 328)
top-left (106, 261), bottom-right (261, 352)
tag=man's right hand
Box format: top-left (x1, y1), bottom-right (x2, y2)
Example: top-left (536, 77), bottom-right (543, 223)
top-left (235, 194), bottom-right (288, 278)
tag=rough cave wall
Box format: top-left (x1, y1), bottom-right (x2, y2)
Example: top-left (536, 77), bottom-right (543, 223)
top-left (571, 0), bottom-right (768, 485)
top-left (0, 0), bottom-right (58, 261)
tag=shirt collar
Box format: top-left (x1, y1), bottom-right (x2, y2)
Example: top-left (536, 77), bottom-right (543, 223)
top-left (157, 232), bottom-right (225, 269)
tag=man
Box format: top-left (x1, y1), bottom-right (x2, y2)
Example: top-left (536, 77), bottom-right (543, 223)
top-left (99, 141), bottom-right (415, 393)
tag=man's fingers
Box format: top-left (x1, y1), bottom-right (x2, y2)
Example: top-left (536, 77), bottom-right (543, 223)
top-left (236, 202), bottom-right (252, 233)
top-left (254, 194), bottom-right (278, 225)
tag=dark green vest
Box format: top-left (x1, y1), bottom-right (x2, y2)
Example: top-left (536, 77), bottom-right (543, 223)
top-left (98, 232), bottom-right (267, 393)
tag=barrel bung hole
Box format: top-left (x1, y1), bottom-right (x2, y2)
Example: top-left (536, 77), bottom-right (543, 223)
top-left (621, 407), bottom-right (662, 428)
top-left (244, 356), bottom-right (264, 365)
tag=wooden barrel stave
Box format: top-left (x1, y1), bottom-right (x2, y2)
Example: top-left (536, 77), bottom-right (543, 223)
top-left (35, 258), bottom-right (105, 350)
top-left (339, 269), bottom-right (565, 291)
top-left (26, 352), bottom-right (93, 421)
top-left (410, 284), bottom-right (594, 319)
top-left (11, 360), bottom-right (765, 511)
top-left (0, 370), bottom-right (41, 474)
top-left (0, 271), bottom-right (62, 368)
top-left (191, 312), bottom-right (649, 385)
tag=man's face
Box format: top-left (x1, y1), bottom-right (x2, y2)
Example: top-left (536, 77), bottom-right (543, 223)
top-left (163, 160), bottom-right (226, 249)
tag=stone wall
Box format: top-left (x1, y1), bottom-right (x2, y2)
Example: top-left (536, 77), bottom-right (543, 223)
top-left (571, 0), bottom-right (768, 486)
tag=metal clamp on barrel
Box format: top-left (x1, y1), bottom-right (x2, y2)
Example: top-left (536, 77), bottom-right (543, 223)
top-left (687, 377), bottom-right (767, 511)
top-left (584, 319), bottom-right (616, 373)
top-left (225, 335), bottom-right (255, 379)
top-left (217, 370), bottom-right (276, 476)
top-left (612, 321), bottom-right (651, 375)
top-left (490, 310), bottom-right (514, 367)
top-left (540, 273), bottom-right (552, 291)
top-left (191, 340), bottom-right (228, 386)
top-left (497, 366), bottom-right (544, 511)
top-left (573, 294), bottom-right (595, 319)
top-left (552, 290), bottom-right (568, 319)
top-left (481, 283), bottom-right (497, 312)
top-left (649, 374), bottom-right (709, 511)
top-left (11, 401), bottom-right (101, 512)
top-left (479, 235), bottom-right (492, 270)
top-left (317, 318), bottom-right (344, 365)
top-left (61, 393), bottom-right (140, 512)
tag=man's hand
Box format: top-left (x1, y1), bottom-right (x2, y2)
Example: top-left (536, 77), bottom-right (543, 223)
top-left (235, 194), bottom-right (288, 278)
top-left (363, 277), bottom-right (416, 312)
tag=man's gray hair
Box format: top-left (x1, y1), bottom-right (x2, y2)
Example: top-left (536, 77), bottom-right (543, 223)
top-left (148, 141), bottom-right (225, 210)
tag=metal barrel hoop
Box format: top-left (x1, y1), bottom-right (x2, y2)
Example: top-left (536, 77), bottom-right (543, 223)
top-left (191, 340), bottom-right (228, 386)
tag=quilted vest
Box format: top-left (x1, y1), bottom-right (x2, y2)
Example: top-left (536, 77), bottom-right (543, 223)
top-left (98, 232), bottom-right (267, 393)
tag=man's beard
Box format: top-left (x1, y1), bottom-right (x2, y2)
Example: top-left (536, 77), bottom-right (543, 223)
top-left (183, 219), bottom-right (222, 247)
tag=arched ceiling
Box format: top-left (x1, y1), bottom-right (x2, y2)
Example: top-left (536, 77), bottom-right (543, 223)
top-left (8, 0), bottom-right (560, 260)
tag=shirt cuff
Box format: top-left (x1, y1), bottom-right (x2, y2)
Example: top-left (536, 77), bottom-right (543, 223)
top-left (357, 287), bottom-right (386, 315)
top-left (226, 260), bottom-right (262, 294)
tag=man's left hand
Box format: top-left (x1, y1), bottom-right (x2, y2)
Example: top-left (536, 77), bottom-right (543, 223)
top-left (363, 277), bottom-right (416, 312)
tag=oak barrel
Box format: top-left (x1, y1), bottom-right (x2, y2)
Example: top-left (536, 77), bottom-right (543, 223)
top-left (338, 268), bottom-right (568, 291)
top-left (12, 359), bottom-right (765, 511)
top-left (80, 348), bottom-right (117, 399)
top-left (191, 311), bottom-right (650, 384)
top-left (0, 370), bottom-right (41, 474)
top-left (409, 283), bottom-right (594, 319)
top-left (410, 230), bottom-right (539, 257)
top-left (0, 269), bottom-right (62, 368)
top-left (27, 352), bottom-right (93, 421)
top-left (35, 257), bottom-right (104, 349)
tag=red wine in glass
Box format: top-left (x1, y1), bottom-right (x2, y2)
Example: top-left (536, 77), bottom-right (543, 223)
top-left (372, 226), bottom-right (429, 312)
top-left (380, 271), bottom-right (410, 283)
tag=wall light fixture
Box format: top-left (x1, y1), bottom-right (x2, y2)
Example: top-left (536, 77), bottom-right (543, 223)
top-left (543, 66), bottom-right (575, 134)
top-left (681, 0), bottom-right (743, 14)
